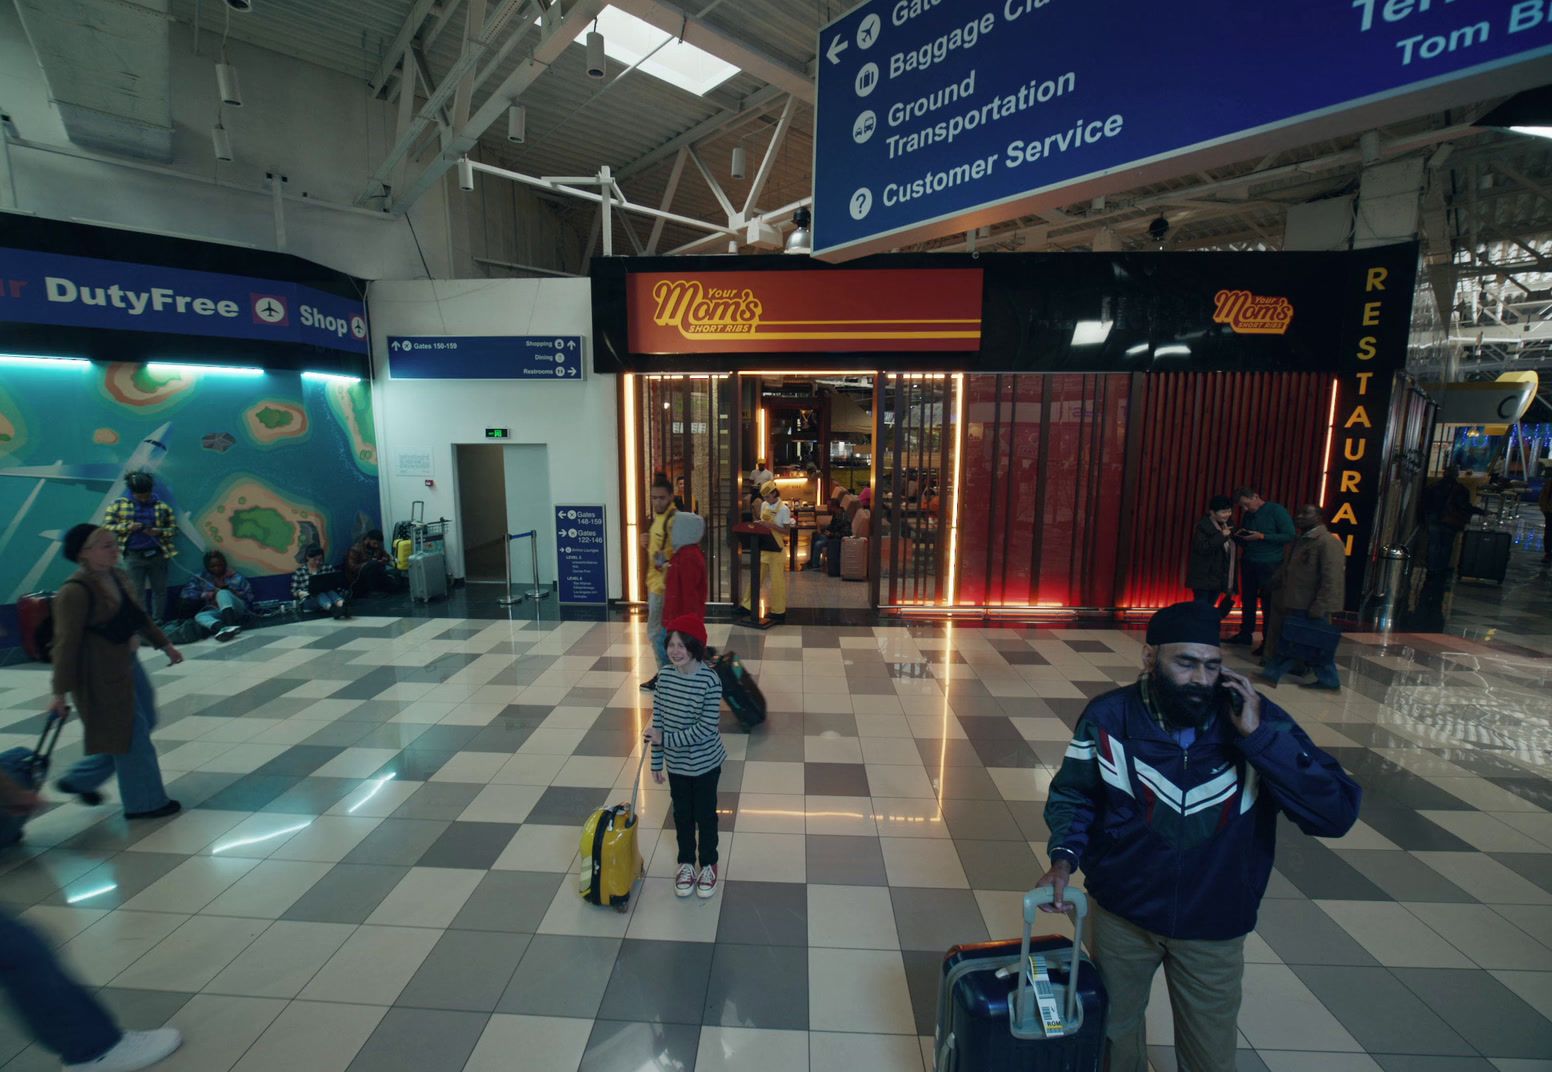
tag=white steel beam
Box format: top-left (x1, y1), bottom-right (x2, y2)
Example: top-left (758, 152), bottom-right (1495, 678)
top-left (741, 94), bottom-right (795, 218)
top-left (646, 146), bottom-right (689, 254)
top-left (688, 148), bottom-right (736, 222)
top-left (452, 0), bottom-right (489, 131)
top-left (611, 0), bottom-right (815, 103)
top-left (369, 0), bottom-right (439, 97)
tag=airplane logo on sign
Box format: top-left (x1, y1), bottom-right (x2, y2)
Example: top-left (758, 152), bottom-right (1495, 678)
top-left (250, 294), bottom-right (289, 326)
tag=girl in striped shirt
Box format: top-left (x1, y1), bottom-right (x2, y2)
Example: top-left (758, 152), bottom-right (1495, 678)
top-left (644, 615), bottom-right (726, 898)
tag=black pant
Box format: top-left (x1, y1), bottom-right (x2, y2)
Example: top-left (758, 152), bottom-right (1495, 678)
top-left (668, 766), bottom-right (721, 867)
top-left (1236, 560), bottom-right (1277, 640)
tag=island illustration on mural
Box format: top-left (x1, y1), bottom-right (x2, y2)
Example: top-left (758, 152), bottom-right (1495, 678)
top-left (196, 475), bottom-right (331, 575)
top-left (104, 363), bottom-right (195, 409)
top-left (243, 399), bottom-right (310, 445)
top-left (323, 380), bottom-right (378, 473)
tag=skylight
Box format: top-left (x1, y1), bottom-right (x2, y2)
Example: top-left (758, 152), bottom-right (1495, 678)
top-left (587, 6), bottom-right (739, 97)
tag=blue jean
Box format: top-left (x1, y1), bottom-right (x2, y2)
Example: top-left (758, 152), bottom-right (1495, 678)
top-left (195, 589), bottom-right (246, 632)
top-left (647, 592), bottom-right (668, 671)
top-left (59, 659), bottom-right (170, 815)
top-left (0, 911), bottom-right (120, 1064)
top-left (302, 591), bottom-right (346, 613)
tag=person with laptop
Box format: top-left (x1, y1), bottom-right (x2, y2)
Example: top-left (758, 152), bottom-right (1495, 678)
top-left (292, 545), bottom-right (350, 619)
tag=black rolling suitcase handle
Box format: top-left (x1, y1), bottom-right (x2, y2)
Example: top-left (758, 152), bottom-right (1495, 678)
top-left (25, 711), bottom-right (66, 788)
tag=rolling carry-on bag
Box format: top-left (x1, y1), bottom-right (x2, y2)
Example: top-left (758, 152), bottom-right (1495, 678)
top-left (841, 536), bottom-right (868, 581)
top-left (578, 753), bottom-right (645, 912)
top-left (408, 549), bottom-right (448, 602)
top-left (18, 593), bottom-right (53, 662)
top-left (711, 650), bottom-right (766, 730)
top-left (935, 886), bottom-right (1107, 1072)
top-left (0, 712), bottom-right (65, 848)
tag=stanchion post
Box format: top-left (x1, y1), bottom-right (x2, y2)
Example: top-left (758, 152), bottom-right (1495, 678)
top-left (498, 532), bottom-right (525, 606)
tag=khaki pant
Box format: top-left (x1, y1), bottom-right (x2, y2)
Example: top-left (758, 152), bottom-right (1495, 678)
top-left (739, 549), bottom-right (787, 616)
top-left (1091, 901), bottom-right (1244, 1072)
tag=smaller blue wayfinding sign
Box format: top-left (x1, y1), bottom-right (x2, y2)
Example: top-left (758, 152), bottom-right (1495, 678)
top-left (556, 504), bottom-right (607, 605)
top-left (387, 335), bottom-right (584, 379)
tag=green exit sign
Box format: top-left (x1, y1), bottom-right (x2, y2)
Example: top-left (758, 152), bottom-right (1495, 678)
top-left (485, 428), bottom-right (510, 439)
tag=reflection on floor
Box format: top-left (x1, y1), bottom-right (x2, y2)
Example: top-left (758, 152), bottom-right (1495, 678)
top-left (1448, 518), bottom-right (1552, 657)
top-left (0, 616), bottom-right (1550, 1071)
top-left (786, 567), bottom-right (872, 610)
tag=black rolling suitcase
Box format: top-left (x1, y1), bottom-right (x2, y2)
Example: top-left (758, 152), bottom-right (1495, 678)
top-left (0, 713), bottom-right (65, 849)
top-left (710, 650), bottom-right (766, 731)
top-left (1457, 528), bottom-right (1511, 583)
top-left (935, 887), bottom-right (1106, 1071)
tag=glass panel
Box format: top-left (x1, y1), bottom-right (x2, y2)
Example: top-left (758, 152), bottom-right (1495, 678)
top-left (879, 375), bottom-right (950, 605)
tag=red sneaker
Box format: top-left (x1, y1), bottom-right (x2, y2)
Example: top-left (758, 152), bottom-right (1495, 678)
top-left (696, 864), bottom-right (719, 899)
top-left (674, 864), bottom-right (696, 898)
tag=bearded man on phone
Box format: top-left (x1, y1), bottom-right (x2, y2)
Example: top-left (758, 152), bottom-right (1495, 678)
top-left (1036, 601), bottom-right (1361, 1072)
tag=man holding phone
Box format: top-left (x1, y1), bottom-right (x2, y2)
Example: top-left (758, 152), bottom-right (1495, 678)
top-left (1227, 486), bottom-right (1295, 653)
top-left (1036, 601), bottom-right (1361, 1072)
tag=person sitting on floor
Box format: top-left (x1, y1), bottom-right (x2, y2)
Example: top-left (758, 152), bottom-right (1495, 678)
top-left (179, 549), bottom-right (252, 642)
top-left (292, 545), bottom-right (350, 619)
top-left (346, 529), bottom-right (402, 597)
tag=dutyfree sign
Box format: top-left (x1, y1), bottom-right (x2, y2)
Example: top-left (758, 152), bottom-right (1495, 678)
top-left (0, 247), bottom-right (367, 353)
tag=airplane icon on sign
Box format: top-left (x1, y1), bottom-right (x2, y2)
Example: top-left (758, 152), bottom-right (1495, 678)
top-left (258, 300), bottom-right (282, 320)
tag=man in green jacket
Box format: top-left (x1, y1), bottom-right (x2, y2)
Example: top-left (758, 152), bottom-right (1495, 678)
top-left (1227, 486), bottom-right (1295, 652)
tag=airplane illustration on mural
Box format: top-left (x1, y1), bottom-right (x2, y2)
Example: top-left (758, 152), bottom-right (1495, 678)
top-left (0, 422), bottom-right (205, 601)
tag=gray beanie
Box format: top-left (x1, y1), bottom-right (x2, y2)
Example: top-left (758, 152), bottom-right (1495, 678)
top-left (672, 512), bottom-right (705, 550)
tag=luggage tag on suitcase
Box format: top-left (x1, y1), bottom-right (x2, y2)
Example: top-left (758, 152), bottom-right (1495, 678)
top-left (1026, 954), bottom-right (1066, 1038)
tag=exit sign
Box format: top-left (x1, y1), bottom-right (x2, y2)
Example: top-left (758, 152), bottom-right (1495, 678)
top-left (485, 427), bottom-right (510, 439)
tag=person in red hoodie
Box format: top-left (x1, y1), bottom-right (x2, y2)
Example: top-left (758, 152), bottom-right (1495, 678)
top-left (661, 512), bottom-right (707, 643)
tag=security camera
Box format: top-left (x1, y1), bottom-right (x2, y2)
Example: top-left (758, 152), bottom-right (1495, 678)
top-left (225, 0), bottom-right (254, 11)
top-left (1147, 215), bottom-right (1169, 243)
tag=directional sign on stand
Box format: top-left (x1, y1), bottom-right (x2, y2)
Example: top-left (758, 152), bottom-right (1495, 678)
top-left (555, 504), bottom-right (608, 605)
top-left (812, 0), bottom-right (1552, 260)
top-left (388, 335), bottom-right (585, 379)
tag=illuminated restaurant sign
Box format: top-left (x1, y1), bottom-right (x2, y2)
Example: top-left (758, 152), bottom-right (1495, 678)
top-left (625, 268), bottom-right (983, 353)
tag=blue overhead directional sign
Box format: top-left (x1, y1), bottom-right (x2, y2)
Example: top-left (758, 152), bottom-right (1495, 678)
top-left (387, 335), bottom-right (584, 379)
top-left (813, 0), bottom-right (1552, 259)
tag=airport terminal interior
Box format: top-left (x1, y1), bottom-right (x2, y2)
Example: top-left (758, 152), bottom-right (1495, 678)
top-left (2, 2), bottom-right (1552, 1071)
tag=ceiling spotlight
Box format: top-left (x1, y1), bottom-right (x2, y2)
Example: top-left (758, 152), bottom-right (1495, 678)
top-left (457, 156), bottom-right (474, 191)
top-left (212, 123), bottom-right (233, 161)
top-left (731, 144), bottom-right (746, 180)
top-left (785, 206), bottom-right (812, 255)
top-left (216, 61), bottom-right (242, 107)
top-left (506, 103), bottom-right (526, 144)
top-left (1147, 215), bottom-right (1169, 243)
top-left (585, 30), bottom-right (605, 78)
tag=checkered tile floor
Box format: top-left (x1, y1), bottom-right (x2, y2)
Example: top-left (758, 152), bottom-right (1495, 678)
top-left (1, 614), bottom-right (1550, 1072)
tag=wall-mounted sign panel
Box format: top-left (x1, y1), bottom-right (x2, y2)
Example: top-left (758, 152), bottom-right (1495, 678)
top-left (387, 335), bottom-right (584, 379)
top-left (625, 268), bottom-right (982, 353)
top-left (555, 504), bottom-right (607, 605)
top-left (0, 247), bottom-right (367, 353)
top-left (812, 0), bottom-right (1552, 259)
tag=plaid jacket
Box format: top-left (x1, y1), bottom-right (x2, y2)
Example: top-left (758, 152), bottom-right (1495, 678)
top-left (104, 496), bottom-right (177, 558)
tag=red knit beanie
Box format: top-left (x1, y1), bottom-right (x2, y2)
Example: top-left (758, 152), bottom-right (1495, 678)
top-left (663, 614), bottom-right (707, 648)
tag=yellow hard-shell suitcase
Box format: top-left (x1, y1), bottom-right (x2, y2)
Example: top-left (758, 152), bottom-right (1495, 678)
top-left (578, 754), bottom-right (645, 911)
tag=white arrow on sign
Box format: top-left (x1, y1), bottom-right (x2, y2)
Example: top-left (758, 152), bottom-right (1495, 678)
top-left (827, 34), bottom-right (848, 64)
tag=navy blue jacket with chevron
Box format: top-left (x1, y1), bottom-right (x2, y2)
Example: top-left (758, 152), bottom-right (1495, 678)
top-left (1044, 682), bottom-right (1361, 941)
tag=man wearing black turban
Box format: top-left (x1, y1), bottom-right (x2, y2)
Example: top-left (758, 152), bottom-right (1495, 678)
top-left (1036, 602), bottom-right (1361, 1072)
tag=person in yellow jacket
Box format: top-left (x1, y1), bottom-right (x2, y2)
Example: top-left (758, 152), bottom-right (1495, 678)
top-left (642, 473), bottom-right (677, 691)
top-left (737, 481), bottom-right (792, 624)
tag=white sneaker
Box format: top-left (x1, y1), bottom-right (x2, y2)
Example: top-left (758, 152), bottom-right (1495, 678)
top-left (214, 625), bottom-right (241, 643)
top-left (64, 1028), bottom-right (182, 1072)
top-left (674, 863), bottom-right (696, 897)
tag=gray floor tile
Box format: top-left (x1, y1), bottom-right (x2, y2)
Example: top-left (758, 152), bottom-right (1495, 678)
top-left (1146, 1046), bottom-right (1270, 1072)
top-left (1333, 849), bottom-right (1475, 903)
top-left (344, 1006), bottom-right (487, 1072)
top-left (574, 729), bottom-right (640, 758)
top-left (938, 798), bottom-right (1024, 842)
top-left (341, 818), bottom-right (452, 866)
top-left (197, 773), bottom-right (303, 812)
top-left (1392, 966), bottom-right (1552, 1059)
top-left (715, 881), bottom-right (808, 947)
top-left (497, 934), bottom-right (621, 1018)
top-left (1373, 1057), bottom-right (1497, 1071)
top-left (463, 721), bottom-right (539, 754)
top-left (1254, 899), bottom-right (1378, 966)
top-left (954, 839), bottom-right (1046, 891)
top-left (527, 786), bottom-right (613, 825)
top-left (1273, 832), bottom-right (1391, 901)
top-left (391, 782), bottom-right (484, 821)
top-left (1357, 807), bottom-right (1476, 853)
top-left (701, 943), bottom-right (807, 1029)
top-left (405, 725), bottom-right (482, 753)
top-left (1490, 852), bottom-right (1552, 896)
top-left (579, 1020), bottom-right (700, 1072)
top-left (1004, 801), bottom-right (1052, 842)
top-left (96, 987), bottom-right (195, 1030)
top-left (389, 749), bottom-right (455, 781)
top-left (452, 870), bottom-right (565, 933)
top-left (300, 722), bottom-right (378, 748)
top-left (416, 822), bottom-right (522, 869)
top-left (901, 948), bottom-right (943, 1035)
top-left (281, 863), bottom-right (410, 924)
top-left (46, 852), bottom-right (188, 911)
top-left (891, 887), bottom-right (990, 952)
top-left (807, 835), bottom-right (888, 886)
top-left (252, 744), bottom-right (346, 778)
top-left (743, 734), bottom-right (806, 762)
top-left (805, 762), bottom-right (870, 797)
top-left (161, 770), bottom-right (242, 808)
top-left (1290, 965), bottom-right (1475, 1055)
top-left (598, 939), bottom-right (715, 1025)
top-left (396, 929), bottom-right (530, 1012)
top-left (259, 777), bottom-right (360, 815)
top-left (932, 765), bottom-right (1006, 800)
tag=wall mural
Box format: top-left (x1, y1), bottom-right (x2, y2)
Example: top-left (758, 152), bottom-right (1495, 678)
top-left (0, 362), bottom-right (380, 604)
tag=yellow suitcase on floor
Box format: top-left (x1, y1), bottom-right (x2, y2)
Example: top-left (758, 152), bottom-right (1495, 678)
top-left (578, 755), bottom-right (645, 911)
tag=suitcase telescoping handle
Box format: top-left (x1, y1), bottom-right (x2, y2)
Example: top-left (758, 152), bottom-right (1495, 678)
top-left (1013, 885), bottom-right (1089, 1039)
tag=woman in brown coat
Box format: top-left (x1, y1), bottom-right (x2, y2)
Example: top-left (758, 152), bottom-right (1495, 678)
top-left (49, 523), bottom-right (184, 820)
